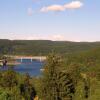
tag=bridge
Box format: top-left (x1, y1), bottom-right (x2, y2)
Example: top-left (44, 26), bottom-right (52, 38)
top-left (4, 55), bottom-right (46, 62)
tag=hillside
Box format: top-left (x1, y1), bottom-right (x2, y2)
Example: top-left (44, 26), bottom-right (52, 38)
top-left (0, 39), bottom-right (100, 55)
top-left (64, 47), bottom-right (100, 100)
top-left (0, 40), bottom-right (100, 100)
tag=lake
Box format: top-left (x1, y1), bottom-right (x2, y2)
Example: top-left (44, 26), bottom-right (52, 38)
top-left (0, 59), bottom-right (44, 77)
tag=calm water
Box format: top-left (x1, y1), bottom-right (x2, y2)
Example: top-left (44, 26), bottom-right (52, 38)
top-left (0, 59), bottom-right (44, 77)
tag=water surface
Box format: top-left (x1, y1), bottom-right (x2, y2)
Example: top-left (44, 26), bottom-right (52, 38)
top-left (0, 59), bottom-right (44, 77)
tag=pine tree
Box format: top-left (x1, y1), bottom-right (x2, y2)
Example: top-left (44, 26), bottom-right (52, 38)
top-left (20, 73), bottom-right (36, 100)
top-left (41, 54), bottom-right (75, 100)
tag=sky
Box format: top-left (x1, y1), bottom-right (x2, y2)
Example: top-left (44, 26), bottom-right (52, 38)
top-left (0, 0), bottom-right (100, 42)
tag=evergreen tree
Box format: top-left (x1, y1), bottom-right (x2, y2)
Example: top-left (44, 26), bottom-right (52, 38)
top-left (41, 54), bottom-right (75, 100)
top-left (20, 73), bottom-right (36, 100)
top-left (83, 77), bottom-right (90, 99)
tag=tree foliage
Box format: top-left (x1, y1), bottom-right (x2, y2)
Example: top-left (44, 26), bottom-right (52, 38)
top-left (0, 70), bottom-right (37, 100)
top-left (41, 54), bottom-right (75, 100)
top-left (0, 39), bottom-right (100, 55)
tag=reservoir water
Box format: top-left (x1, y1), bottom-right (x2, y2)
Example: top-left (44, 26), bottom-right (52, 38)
top-left (0, 59), bottom-right (44, 77)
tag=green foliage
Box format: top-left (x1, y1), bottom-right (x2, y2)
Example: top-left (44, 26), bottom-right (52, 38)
top-left (64, 48), bottom-right (100, 100)
top-left (0, 39), bottom-right (13, 55)
top-left (0, 70), bottom-right (37, 100)
top-left (41, 54), bottom-right (75, 100)
top-left (1, 70), bottom-right (17, 88)
top-left (0, 40), bottom-right (100, 100)
top-left (19, 73), bottom-right (36, 100)
top-left (0, 39), bottom-right (100, 55)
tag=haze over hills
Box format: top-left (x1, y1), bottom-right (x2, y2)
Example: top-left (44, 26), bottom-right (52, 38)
top-left (0, 39), bottom-right (100, 56)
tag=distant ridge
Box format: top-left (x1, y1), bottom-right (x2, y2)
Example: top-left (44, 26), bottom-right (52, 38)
top-left (0, 39), bottom-right (100, 55)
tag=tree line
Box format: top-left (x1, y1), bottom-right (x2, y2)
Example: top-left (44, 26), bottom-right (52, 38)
top-left (0, 39), bottom-right (100, 55)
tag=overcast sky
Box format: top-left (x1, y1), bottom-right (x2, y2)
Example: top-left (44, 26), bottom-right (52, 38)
top-left (0, 0), bottom-right (100, 41)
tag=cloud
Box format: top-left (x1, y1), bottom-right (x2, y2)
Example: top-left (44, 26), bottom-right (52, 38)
top-left (64, 1), bottom-right (83, 9)
top-left (40, 5), bottom-right (65, 12)
top-left (51, 34), bottom-right (65, 41)
top-left (40, 1), bottom-right (83, 12)
top-left (27, 8), bottom-right (33, 16)
top-left (20, 34), bottom-right (65, 41)
top-left (6, 33), bottom-right (66, 41)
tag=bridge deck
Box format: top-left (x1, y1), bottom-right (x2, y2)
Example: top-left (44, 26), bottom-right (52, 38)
top-left (5, 55), bottom-right (46, 61)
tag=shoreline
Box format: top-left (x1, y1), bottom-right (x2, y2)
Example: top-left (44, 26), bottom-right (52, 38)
top-left (0, 61), bottom-right (21, 67)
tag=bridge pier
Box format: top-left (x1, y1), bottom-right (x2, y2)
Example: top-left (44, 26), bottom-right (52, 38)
top-left (21, 58), bottom-right (23, 62)
top-left (31, 58), bottom-right (33, 62)
top-left (40, 57), bottom-right (42, 62)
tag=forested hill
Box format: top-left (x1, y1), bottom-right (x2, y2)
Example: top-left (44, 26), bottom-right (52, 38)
top-left (0, 39), bottom-right (100, 55)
